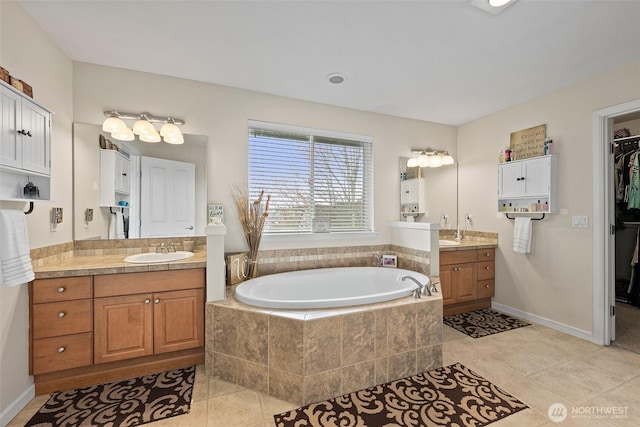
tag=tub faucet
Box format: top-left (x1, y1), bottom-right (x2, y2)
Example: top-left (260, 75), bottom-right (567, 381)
top-left (401, 275), bottom-right (432, 298)
top-left (157, 242), bottom-right (168, 254)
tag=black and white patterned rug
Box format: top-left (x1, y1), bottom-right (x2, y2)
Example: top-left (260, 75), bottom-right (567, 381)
top-left (444, 308), bottom-right (531, 338)
top-left (25, 366), bottom-right (195, 427)
top-left (274, 362), bottom-right (528, 427)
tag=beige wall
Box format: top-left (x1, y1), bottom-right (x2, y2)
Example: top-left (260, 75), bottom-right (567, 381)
top-left (72, 62), bottom-right (457, 251)
top-left (0, 0), bottom-right (73, 419)
top-left (458, 61), bottom-right (640, 335)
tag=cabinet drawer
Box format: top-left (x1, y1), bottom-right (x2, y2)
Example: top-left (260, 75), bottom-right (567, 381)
top-left (32, 276), bottom-right (92, 303)
top-left (477, 280), bottom-right (495, 299)
top-left (32, 300), bottom-right (92, 339)
top-left (32, 333), bottom-right (92, 375)
top-left (477, 261), bottom-right (495, 280)
top-left (94, 269), bottom-right (205, 297)
top-left (476, 248), bottom-right (495, 261)
top-left (440, 250), bottom-right (477, 266)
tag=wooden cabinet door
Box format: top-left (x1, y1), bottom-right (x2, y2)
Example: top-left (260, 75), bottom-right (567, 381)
top-left (94, 294), bottom-right (153, 364)
top-left (439, 265), bottom-right (456, 305)
top-left (455, 264), bottom-right (477, 302)
top-left (153, 289), bottom-right (204, 354)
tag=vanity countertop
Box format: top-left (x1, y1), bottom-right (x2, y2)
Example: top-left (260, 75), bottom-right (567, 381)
top-left (438, 239), bottom-right (497, 252)
top-left (33, 251), bottom-right (207, 279)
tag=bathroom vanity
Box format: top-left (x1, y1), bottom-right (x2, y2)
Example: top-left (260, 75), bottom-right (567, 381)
top-left (29, 254), bottom-right (205, 394)
top-left (439, 235), bottom-right (497, 316)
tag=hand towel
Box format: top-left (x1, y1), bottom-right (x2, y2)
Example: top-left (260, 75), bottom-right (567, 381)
top-left (115, 211), bottom-right (125, 239)
top-left (513, 217), bottom-right (532, 254)
top-left (0, 209), bottom-right (34, 287)
top-left (108, 213), bottom-right (116, 239)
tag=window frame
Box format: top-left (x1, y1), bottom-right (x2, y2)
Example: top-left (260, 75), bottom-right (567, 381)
top-left (248, 120), bottom-right (374, 236)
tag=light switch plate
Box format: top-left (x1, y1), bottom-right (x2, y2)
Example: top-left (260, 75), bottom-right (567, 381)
top-left (572, 215), bottom-right (589, 228)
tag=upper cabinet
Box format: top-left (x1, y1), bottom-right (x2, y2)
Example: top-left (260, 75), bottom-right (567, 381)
top-left (498, 155), bottom-right (558, 213)
top-left (100, 149), bottom-right (130, 207)
top-left (0, 81), bottom-right (52, 201)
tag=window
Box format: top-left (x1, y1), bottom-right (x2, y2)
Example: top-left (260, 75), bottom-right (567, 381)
top-left (248, 120), bottom-right (373, 234)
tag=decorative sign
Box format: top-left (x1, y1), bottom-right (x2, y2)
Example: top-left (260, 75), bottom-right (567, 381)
top-left (227, 252), bottom-right (249, 285)
top-left (510, 124), bottom-right (546, 160)
top-left (208, 204), bottom-right (224, 225)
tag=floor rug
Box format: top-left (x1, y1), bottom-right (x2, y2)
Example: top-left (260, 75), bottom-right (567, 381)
top-left (25, 366), bottom-right (195, 427)
top-left (274, 362), bottom-right (527, 427)
top-left (443, 308), bottom-right (531, 339)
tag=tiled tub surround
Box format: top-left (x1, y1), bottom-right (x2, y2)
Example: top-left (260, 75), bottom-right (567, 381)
top-left (206, 292), bottom-right (443, 406)
top-left (254, 244), bottom-right (431, 277)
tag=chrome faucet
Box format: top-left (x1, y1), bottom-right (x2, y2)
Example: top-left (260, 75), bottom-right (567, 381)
top-left (156, 242), bottom-right (168, 254)
top-left (401, 275), bottom-right (432, 298)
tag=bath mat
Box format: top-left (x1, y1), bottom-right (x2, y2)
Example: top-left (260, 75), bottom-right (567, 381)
top-left (444, 308), bottom-right (531, 338)
top-left (25, 366), bottom-right (195, 427)
top-left (274, 362), bottom-right (527, 427)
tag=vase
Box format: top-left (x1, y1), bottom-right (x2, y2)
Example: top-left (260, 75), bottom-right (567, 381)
top-left (250, 260), bottom-right (259, 278)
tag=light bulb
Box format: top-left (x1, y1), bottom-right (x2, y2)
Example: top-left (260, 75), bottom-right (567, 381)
top-left (488, 0), bottom-right (512, 7)
top-left (133, 119), bottom-right (156, 136)
top-left (160, 122), bottom-right (180, 137)
top-left (417, 154), bottom-right (430, 168)
top-left (102, 117), bottom-right (127, 133)
top-left (407, 157), bottom-right (419, 168)
top-left (428, 155), bottom-right (443, 167)
top-left (140, 130), bottom-right (161, 143)
top-left (111, 127), bottom-right (134, 141)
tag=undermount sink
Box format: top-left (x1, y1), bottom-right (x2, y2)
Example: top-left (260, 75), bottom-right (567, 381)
top-left (124, 251), bottom-right (195, 264)
top-left (439, 239), bottom-right (461, 246)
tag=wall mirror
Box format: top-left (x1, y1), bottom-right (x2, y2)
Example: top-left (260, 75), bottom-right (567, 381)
top-left (73, 123), bottom-right (207, 240)
top-left (399, 156), bottom-right (457, 228)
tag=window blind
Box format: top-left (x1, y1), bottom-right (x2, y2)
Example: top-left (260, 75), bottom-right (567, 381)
top-left (248, 121), bottom-right (373, 234)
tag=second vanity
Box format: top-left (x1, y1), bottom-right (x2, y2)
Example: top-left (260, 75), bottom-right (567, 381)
top-left (438, 232), bottom-right (497, 316)
top-left (30, 251), bottom-right (206, 395)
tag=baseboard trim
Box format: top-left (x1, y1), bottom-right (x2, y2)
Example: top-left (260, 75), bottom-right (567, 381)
top-left (0, 384), bottom-right (34, 427)
top-left (491, 302), bottom-right (596, 343)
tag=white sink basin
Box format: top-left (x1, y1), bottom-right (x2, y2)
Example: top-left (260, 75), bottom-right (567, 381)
top-left (439, 240), bottom-right (461, 246)
top-left (124, 251), bottom-right (194, 264)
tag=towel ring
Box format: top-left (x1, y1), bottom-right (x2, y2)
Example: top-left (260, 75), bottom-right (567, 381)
top-left (24, 202), bottom-right (34, 215)
top-left (505, 213), bottom-right (545, 221)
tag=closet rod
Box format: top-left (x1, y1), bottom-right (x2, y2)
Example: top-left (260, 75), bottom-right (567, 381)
top-left (614, 134), bottom-right (640, 143)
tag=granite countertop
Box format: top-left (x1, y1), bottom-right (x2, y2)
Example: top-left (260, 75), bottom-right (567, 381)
top-left (33, 251), bottom-right (207, 279)
top-left (438, 239), bottom-right (497, 252)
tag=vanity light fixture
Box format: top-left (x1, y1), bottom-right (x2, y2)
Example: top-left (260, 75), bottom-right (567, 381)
top-left (103, 111), bottom-right (185, 144)
top-left (407, 149), bottom-right (455, 168)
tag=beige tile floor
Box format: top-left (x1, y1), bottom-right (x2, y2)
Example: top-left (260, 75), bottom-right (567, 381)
top-left (8, 322), bottom-right (640, 426)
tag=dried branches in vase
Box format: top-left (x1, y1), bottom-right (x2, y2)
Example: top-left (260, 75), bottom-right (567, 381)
top-left (232, 186), bottom-right (270, 278)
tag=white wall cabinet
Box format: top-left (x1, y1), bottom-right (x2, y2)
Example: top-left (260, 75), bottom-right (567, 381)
top-left (100, 149), bottom-right (131, 207)
top-left (400, 178), bottom-right (426, 214)
top-left (0, 81), bottom-right (52, 201)
top-left (498, 155), bottom-right (558, 213)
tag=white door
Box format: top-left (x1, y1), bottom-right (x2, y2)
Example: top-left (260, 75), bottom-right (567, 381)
top-left (497, 162), bottom-right (523, 198)
top-left (140, 157), bottom-right (195, 237)
top-left (20, 99), bottom-right (50, 175)
top-left (523, 157), bottom-right (550, 197)
top-left (0, 86), bottom-right (20, 169)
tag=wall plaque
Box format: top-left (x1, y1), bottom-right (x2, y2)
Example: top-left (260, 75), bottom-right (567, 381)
top-left (510, 124), bottom-right (546, 160)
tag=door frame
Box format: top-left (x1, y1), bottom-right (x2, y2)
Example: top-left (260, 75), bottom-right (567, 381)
top-left (593, 98), bottom-right (640, 345)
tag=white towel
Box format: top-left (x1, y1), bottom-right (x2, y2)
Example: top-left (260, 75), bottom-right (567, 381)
top-left (513, 217), bottom-right (532, 253)
top-left (109, 211), bottom-right (125, 239)
top-left (0, 209), bottom-right (34, 287)
top-left (115, 211), bottom-right (125, 239)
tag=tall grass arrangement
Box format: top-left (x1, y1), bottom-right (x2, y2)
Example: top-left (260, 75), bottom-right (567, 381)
top-left (232, 186), bottom-right (270, 278)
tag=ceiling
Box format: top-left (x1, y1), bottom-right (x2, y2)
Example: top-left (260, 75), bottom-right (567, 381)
top-left (18, 0), bottom-right (640, 126)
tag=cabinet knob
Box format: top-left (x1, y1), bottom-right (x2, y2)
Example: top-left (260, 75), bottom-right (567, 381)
top-left (485, 284), bottom-right (490, 289)
top-left (57, 287), bottom-right (65, 293)
top-left (57, 312), bottom-right (65, 318)
top-left (57, 347), bottom-right (65, 353)
top-left (19, 129), bottom-right (32, 137)
top-left (484, 253), bottom-right (490, 257)
top-left (144, 299), bottom-right (151, 304)
top-left (154, 298), bottom-right (160, 304)
top-left (485, 266), bottom-right (491, 270)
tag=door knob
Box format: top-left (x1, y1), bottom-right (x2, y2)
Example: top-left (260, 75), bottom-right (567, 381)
top-left (185, 226), bottom-right (194, 230)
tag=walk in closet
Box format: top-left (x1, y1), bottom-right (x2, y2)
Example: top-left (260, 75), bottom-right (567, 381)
top-left (613, 113), bottom-right (640, 353)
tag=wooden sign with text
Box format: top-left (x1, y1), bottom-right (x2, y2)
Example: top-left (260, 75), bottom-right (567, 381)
top-left (510, 124), bottom-right (546, 160)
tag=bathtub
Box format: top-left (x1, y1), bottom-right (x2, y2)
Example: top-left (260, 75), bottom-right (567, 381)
top-left (234, 266), bottom-right (430, 309)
